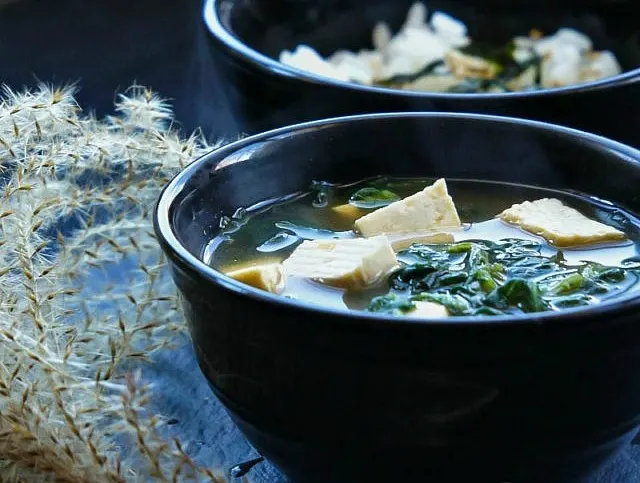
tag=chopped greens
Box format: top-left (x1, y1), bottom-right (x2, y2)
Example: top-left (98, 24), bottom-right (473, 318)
top-left (550, 272), bottom-right (583, 295)
top-left (443, 41), bottom-right (542, 93)
top-left (368, 239), bottom-right (640, 317)
top-left (459, 41), bottom-right (517, 71)
top-left (348, 187), bottom-right (401, 208)
top-left (216, 175), bottom-right (639, 320)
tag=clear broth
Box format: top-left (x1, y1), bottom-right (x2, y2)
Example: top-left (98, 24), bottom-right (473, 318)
top-left (206, 177), bottom-right (640, 316)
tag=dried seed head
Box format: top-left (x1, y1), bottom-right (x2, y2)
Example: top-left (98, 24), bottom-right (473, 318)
top-left (0, 83), bottom-right (214, 481)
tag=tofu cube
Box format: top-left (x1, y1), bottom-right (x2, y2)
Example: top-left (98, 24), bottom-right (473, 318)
top-left (498, 198), bottom-right (626, 247)
top-left (354, 178), bottom-right (461, 236)
top-left (283, 236), bottom-right (398, 290)
top-left (225, 263), bottom-right (286, 294)
top-left (406, 301), bottom-right (449, 318)
top-left (331, 203), bottom-right (366, 221)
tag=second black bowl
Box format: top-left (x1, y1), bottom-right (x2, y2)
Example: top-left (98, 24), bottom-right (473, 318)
top-left (202, 0), bottom-right (640, 146)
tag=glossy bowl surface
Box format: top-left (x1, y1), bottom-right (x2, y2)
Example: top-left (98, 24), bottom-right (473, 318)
top-left (155, 113), bottom-right (640, 482)
top-left (202, 0), bottom-right (640, 146)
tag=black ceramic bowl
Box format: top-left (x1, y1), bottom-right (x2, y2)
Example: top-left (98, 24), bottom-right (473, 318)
top-left (155, 113), bottom-right (640, 483)
top-left (202, 0), bottom-right (640, 146)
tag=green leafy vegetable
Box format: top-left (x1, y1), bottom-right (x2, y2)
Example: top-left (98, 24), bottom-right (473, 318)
top-left (486, 278), bottom-right (549, 313)
top-left (459, 40), bottom-right (517, 69)
top-left (550, 273), bottom-right (584, 295)
top-left (368, 238), bottom-right (638, 317)
top-left (552, 293), bottom-right (593, 308)
top-left (444, 41), bottom-right (542, 93)
top-left (372, 37), bottom-right (544, 93)
top-left (448, 242), bottom-right (473, 254)
top-left (367, 293), bottom-right (415, 316)
top-left (349, 187), bottom-right (401, 208)
top-left (595, 267), bottom-right (626, 283)
top-left (472, 266), bottom-right (499, 293)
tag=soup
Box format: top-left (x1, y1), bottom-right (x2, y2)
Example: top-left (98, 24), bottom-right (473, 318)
top-left (278, 2), bottom-right (622, 93)
top-left (206, 177), bottom-right (640, 318)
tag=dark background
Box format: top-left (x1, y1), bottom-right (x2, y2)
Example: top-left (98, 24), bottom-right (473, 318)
top-left (0, 0), bottom-right (237, 141)
top-left (1, 1), bottom-right (639, 481)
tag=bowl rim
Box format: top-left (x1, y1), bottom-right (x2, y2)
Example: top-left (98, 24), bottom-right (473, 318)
top-left (202, 0), bottom-right (640, 100)
top-left (154, 111), bottom-right (640, 328)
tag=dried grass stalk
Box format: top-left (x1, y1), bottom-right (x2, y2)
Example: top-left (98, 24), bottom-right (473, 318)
top-left (0, 83), bottom-right (228, 481)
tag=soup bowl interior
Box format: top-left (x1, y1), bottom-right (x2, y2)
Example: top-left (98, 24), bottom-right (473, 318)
top-left (204, 0), bottom-right (640, 146)
top-left (156, 113), bottom-right (640, 483)
top-left (223, 0), bottom-right (640, 75)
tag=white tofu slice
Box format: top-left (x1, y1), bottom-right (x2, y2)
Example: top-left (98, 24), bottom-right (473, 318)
top-left (580, 51), bottom-right (622, 83)
top-left (283, 236), bottom-right (398, 290)
top-left (534, 28), bottom-right (593, 57)
top-left (405, 301), bottom-right (449, 318)
top-left (387, 231), bottom-right (455, 251)
top-left (404, 1), bottom-right (428, 30)
top-left (430, 11), bottom-right (468, 39)
top-left (498, 198), bottom-right (626, 247)
top-left (327, 50), bottom-right (376, 85)
top-left (354, 179), bottom-right (461, 237)
top-left (372, 21), bottom-right (392, 51)
top-left (225, 263), bottom-right (287, 294)
top-left (540, 44), bottom-right (582, 88)
top-left (279, 45), bottom-right (350, 82)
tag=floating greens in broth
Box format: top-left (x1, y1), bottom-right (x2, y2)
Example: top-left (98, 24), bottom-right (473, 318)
top-left (369, 239), bottom-right (639, 317)
top-left (349, 187), bottom-right (401, 208)
top-left (211, 176), bottom-right (640, 320)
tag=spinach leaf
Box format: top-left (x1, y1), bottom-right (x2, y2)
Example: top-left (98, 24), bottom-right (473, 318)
top-left (391, 263), bottom-right (442, 291)
top-left (550, 272), bottom-right (584, 295)
top-left (368, 237), bottom-right (638, 318)
top-left (486, 278), bottom-right (549, 313)
top-left (448, 41), bottom-right (541, 92)
top-left (552, 293), bottom-right (593, 309)
top-left (472, 266), bottom-right (498, 293)
top-left (460, 40), bottom-right (516, 69)
top-left (594, 267), bottom-right (626, 283)
top-left (349, 187), bottom-right (400, 208)
top-left (448, 242), bottom-right (473, 254)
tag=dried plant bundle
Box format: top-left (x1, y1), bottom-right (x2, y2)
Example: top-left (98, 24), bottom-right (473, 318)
top-left (0, 83), bottom-right (227, 481)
